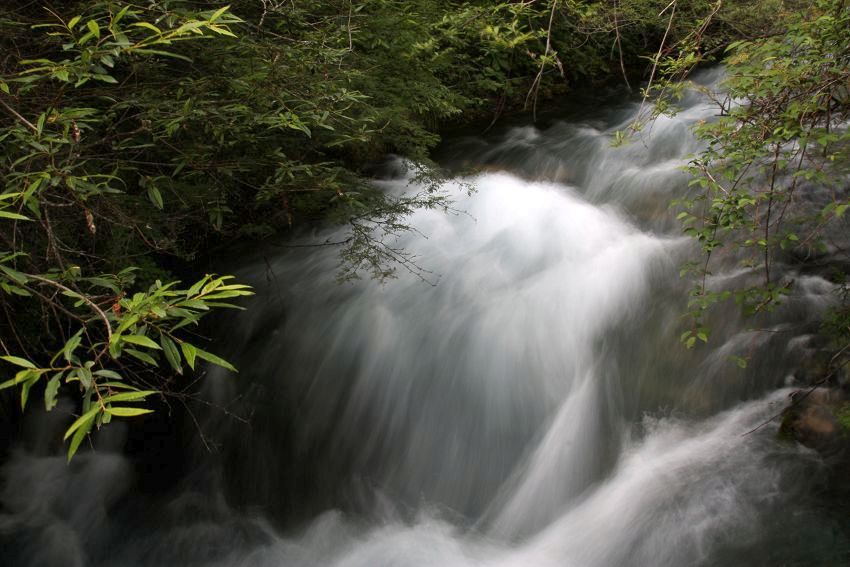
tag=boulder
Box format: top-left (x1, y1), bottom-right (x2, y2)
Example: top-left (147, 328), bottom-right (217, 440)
top-left (779, 387), bottom-right (849, 454)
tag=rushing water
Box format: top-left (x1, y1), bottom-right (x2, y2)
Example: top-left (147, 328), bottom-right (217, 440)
top-left (3, 70), bottom-right (849, 565)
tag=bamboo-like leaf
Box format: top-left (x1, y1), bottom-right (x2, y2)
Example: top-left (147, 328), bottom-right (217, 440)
top-left (0, 211), bottom-right (31, 221)
top-left (201, 290), bottom-right (254, 300)
top-left (0, 265), bottom-right (28, 284)
top-left (131, 21), bottom-right (161, 34)
top-left (116, 313), bottom-right (140, 335)
top-left (160, 335), bottom-right (182, 373)
top-left (20, 373), bottom-right (40, 409)
top-left (186, 276), bottom-right (210, 297)
top-left (100, 381), bottom-right (136, 390)
top-left (67, 414), bottom-right (94, 461)
top-left (103, 390), bottom-right (156, 403)
top-left (0, 370), bottom-right (31, 390)
top-left (64, 405), bottom-right (100, 440)
top-left (173, 21), bottom-right (207, 35)
top-left (122, 334), bottom-right (161, 349)
top-left (147, 185), bottom-right (163, 209)
top-left (105, 406), bottom-right (154, 417)
top-left (93, 369), bottom-right (123, 380)
top-left (0, 355), bottom-right (36, 368)
top-left (195, 347), bottom-right (237, 372)
top-left (125, 348), bottom-right (158, 366)
top-left (111, 6), bottom-right (130, 27)
top-left (209, 6), bottom-right (230, 23)
top-left (132, 48), bottom-right (193, 62)
top-left (180, 342), bottom-right (197, 370)
top-left (207, 25), bottom-right (236, 37)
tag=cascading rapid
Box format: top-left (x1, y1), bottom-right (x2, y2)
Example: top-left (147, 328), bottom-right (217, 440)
top-left (2, 69), bottom-right (847, 566)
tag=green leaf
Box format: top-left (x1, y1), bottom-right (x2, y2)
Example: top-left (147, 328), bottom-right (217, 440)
top-left (64, 405), bottom-right (99, 440)
top-left (112, 6), bottom-right (130, 26)
top-left (125, 348), bottom-right (158, 366)
top-left (207, 24), bottom-right (236, 37)
top-left (68, 16), bottom-right (81, 30)
top-left (105, 406), bottom-right (154, 417)
top-left (103, 390), bottom-right (156, 403)
top-left (20, 372), bottom-right (41, 409)
top-left (195, 347), bottom-right (237, 372)
top-left (147, 185), bottom-right (163, 209)
top-left (78, 366), bottom-right (93, 390)
top-left (1, 283), bottom-right (32, 297)
top-left (204, 302), bottom-right (244, 309)
top-left (0, 370), bottom-right (30, 390)
top-left (0, 211), bottom-right (31, 221)
top-left (187, 276), bottom-right (209, 296)
top-left (93, 369), bottom-right (123, 380)
top-left (131, 22), bottom-right (161, 34)
top-left (201, 290), bottom-right (254, 300)
top-left (86, 276), bottom-right (119, 293)
top-left (132, 49), bottom-right (193, 62)
top-left (0, 264), bottom-right (28, 284)
top-left (63, 330), bottom-right (83, 362)
top-left (87, 19), bottom-right (101, 39)
top-left (108, 339), bottom-right (122, 360)
top-left (67, 413), bottom-right (94, 461)
top-left (0, 355), bottom-right (36, 368)
top-left (209, 6), bottom-right (230, 22)
top-left (171, 316), bottom-right (200, 332)
top-left (121, 334), bottom-right (161, 349)
top-left (44, 372), bottom-right (63, 411)
top-left (116, 313), bottom-right (140, 335)
top-left (180, 342), bottom-right (197, 370)
top-left (177, 299), bottom-right (209, 310)
top-left (160, 335), bottom-right (182, 374)
top-left (100, 381), bottom-right (136, 390)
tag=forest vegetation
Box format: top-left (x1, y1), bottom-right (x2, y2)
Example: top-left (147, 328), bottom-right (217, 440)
top-left (0, 0), bottom-right (848, 457)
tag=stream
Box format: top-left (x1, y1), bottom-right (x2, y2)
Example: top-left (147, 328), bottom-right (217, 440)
top-left (2, 69), bottom-right (849, 566)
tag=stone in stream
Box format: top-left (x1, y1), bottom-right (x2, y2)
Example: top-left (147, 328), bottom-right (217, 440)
top-left (780, 387), bottom-right (850, 454)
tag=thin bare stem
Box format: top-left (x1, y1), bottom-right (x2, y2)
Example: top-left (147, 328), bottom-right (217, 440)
top-left (0, 96), bottom-right (38, 133)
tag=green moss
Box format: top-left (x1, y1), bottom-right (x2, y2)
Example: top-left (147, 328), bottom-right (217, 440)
top-left (834, 402), bottom-right (850, 432)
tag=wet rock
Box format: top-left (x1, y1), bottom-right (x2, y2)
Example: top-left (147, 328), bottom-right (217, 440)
top-left (779, 388), bottom-right (849, 454)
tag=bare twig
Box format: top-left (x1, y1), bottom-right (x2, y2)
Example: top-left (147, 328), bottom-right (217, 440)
top-left (24, 273), bottom-right (113, 359)
top-left (635, 0), bottom-right (676, 125)
top-left (742, 343), bottom-right (850, 437)
top-left (613, 0), bottom-right (631, 91)
top-left (0, 95), bottom-right (37, 133)
top-left (525, 0), bottom-right (559, 122)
